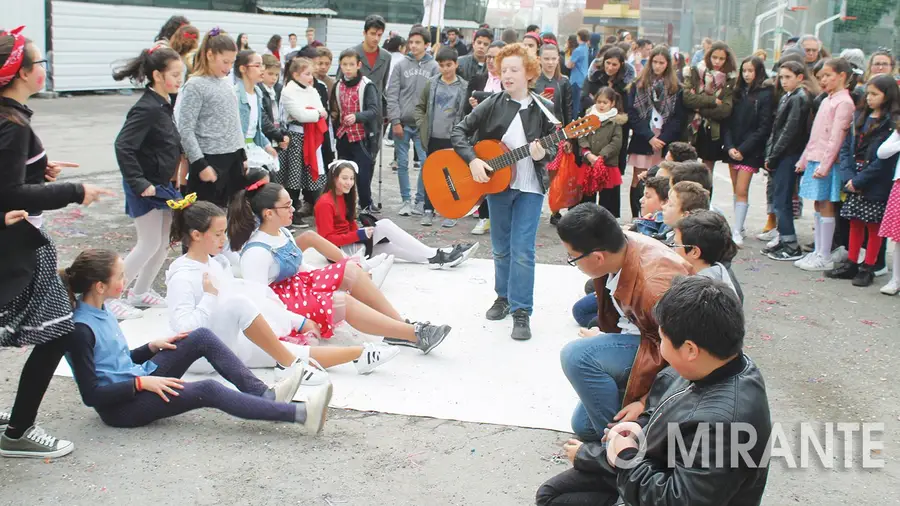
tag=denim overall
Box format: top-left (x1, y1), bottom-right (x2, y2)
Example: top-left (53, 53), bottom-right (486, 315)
top-left (242, 228), bottom-right (303, 283)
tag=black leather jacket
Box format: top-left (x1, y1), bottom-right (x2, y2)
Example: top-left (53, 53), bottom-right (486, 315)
top-left (450, 91), bottom-right (559, 193)
top-left (575, 354), bottom-right (772, 506)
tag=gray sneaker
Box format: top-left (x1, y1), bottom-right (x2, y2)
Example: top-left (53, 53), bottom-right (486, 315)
top-left (0, 425), bottom-right (74, 459)
top-left (411, 201), bottom-right (425, 216)
top-left (413, 322), bottom-right (451, 354)
top-left (398, 201), bottom-right (412, 216)
top-left (421, 210), bottom-right (434, 226)
top-left (441, 218), bottom-right (457, 228)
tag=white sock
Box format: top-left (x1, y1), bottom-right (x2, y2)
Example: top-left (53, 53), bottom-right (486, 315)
top-left (892, 243), bottom-right (900, 283)
top-left (734, 202), bottom-right (749, 235)
top-left (818, 217), bottom-right (836, 258)
top-left (813, 212), bottom-right (822, 253)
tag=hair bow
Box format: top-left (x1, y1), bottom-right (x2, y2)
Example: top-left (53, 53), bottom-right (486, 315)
top-left (0, 26), bottom-right (27, 87)
top-left (246, 179), bottom-right (266, 192)
top-left (166, 192), bottom-right (197, 210)
top-left (209, 27), bottom-right (222, 37)
top-left (328, 159), bottom-right (359, 173)
top-left (183, 32), bottom-right (198, 40)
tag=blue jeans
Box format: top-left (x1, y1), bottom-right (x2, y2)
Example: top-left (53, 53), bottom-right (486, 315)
top-left (486, 189), bottom-right (544, 314)
top-left (773, 153), bottom-right (801, 242)
top-left (560, 333), bottom-right (641, 441)
top-left (396, 125), bottom-right (426, 203)
top-left (572, 293), bottom-right (598, 327)
top-left (571, 84), bottom-right (582, 121)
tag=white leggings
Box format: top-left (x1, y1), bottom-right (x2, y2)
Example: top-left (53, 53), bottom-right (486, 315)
top-left (124, 209), bottom-right (172, 295)
top-left (343, 219), bottom-right (437, 263)
top-left (189, 290), bottom-right (309, 373)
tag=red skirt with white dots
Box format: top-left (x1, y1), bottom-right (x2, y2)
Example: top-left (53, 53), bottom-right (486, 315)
top-left (269, 258), bottom-right (350, 342)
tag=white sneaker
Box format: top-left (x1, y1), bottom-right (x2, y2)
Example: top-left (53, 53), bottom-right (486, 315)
top-left (831, 246), bottom-right (849, 264)
top-left (370, 255), bottom-right (394, 288)
top-left (472, 218), bottom-right (490, 235)
top-left (354, 342), bottom-right (401, 375)
top-left (126, 288), bottom-right (166, 308)
top-left (756, 229), bottom-right (778, 241)
top-left (731, 231), bottom-right (744, 247)
top-left (798, 253), bottom-right (834, 272)
top-left (793, 252), bottom-right (814, 268)
top-left (398, 201), bottom-right (412, 216)
top-left (766, 233), bottom-right (781, 250)
top-left (274, 357), bottom-right (328, 386)
top-left (106, 299), bottom-right (143, 320)
top-left (874, 265), bottom-right (889, 277)
top-left (300, 382), bottom-right (333, 435)
top-left (270, 362), bottom-right (305, 402)
top-left (880, 278), bottom-right (900, 295)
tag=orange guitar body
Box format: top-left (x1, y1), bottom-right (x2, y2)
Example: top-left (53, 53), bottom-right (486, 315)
top-left (421, 140), bottom-right (514, 219)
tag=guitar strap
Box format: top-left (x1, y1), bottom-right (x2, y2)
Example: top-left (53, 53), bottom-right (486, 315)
top-left (529, 92), bottom-right (561, 126)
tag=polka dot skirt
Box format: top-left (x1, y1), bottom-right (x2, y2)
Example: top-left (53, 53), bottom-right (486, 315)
top-left (0, 235), bottom-right (75, 347)
top-left (878, 180), bottom-right (900, 242)
top-left (840, 193), bottom-right (887, 224)
top-left (269, 258), bottom-right (349, 341)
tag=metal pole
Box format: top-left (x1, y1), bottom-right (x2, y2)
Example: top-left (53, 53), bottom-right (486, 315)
top-left (753, 2), bottom-right (784, 52)
top-left (815, 0), bottom-right (847, 40)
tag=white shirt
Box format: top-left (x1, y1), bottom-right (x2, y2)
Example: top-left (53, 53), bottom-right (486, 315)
top-left (246, 89), bottom-right (258, 140)
top-left (505, 97), bottom-right (543, 195)
top-left (239, 229), bottom-right (294, 285)
top-left (605, 270), bottom-right (641, 335)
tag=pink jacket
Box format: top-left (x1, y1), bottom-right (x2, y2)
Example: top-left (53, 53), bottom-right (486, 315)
top-left (797, 89), bottom-right (855, 175)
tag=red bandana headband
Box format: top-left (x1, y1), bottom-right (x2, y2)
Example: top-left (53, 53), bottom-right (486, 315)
top-left (0, 26), bottom-right (27, 87)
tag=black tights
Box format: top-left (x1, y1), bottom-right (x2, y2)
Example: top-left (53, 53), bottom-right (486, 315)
top-left (5, 331), bottom-right (78, 439)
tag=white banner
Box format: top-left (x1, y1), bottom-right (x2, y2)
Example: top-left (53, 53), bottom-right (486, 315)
top-left (422, 0), bottom-right (446, 27)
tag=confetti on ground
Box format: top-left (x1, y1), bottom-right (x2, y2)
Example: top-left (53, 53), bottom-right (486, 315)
top-left (760, 299), bottom-right (779, 305)
top-left (860, 320), bottom-right (879, 327)
top-left (761, 334), bottom-right (773, 341)
top-left (780, 290), bottom-right (800, 297)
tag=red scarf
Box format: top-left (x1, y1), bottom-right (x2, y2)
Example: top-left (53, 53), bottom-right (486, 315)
top-left (303, 116), bottom-right (327, 180)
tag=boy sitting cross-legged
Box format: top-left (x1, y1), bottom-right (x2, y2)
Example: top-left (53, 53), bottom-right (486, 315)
top-left (537, 275), bottom-right (772, 506)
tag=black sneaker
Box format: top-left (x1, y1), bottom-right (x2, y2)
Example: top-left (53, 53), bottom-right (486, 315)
top-left (486, 297), bottom-right (510, 321)
top-left (825, 260), bottom-right (858, 279)
top-left (510, 309), bottom-right (532, 341)
top-left (766, 242), bottom-right (803, 261)
top-left (760, 240), bottom-right (784, 256)
top-left (292, 213), bottom-right (310, 228)
top-left (428, 248), bottom-right (463, 269)
top-left (360, 204), bottom-right (381, 215)
top-left (550, 212), bottom-right (561, 226)
top-left (445, 242), bottom-right (479, 267)
top-left (413, 322), bottom-right (451, 354)
top-left (852, 265), bottom-right (875, 287)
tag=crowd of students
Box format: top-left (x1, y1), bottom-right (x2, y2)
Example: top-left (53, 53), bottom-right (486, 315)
top-left (1, 15), bottom-right (898, 505)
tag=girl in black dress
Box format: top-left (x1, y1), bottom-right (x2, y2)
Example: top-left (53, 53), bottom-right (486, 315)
top-left (0, 27), bottom-right (113, 458)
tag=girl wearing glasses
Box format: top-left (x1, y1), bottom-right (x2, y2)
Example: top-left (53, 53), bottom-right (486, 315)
top-left (0, 26), bottom-right (114, 459)
top-left (234, 50), bottom-right (280, 174)
top-left (865, 51), bottom-right (897, 83)
top-left (227, 181), bottom-right (453, 355)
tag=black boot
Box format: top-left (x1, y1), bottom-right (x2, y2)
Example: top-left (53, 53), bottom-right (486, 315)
top-left (825, 260), bottom-right (858, 279)
top-left (852, 264), bottom-right (875, 287)
top-left (630, 185), bottom-right (643, 219)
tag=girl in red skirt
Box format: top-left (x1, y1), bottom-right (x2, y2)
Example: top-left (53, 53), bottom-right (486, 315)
top-left (227, 181), bottom-right (451, 354)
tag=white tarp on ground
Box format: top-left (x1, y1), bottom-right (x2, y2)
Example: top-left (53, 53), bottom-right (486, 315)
top-left (55, 254), bottom-right (586, 432)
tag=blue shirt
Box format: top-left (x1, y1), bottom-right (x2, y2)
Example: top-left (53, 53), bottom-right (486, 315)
top-left (570, 44), bottom-right (589, 88)
top-left (70, 301), bottom-right (157, 386)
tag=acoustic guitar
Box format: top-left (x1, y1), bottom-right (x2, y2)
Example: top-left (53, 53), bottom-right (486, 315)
top-left (422, 115), bottom-right (602, 219)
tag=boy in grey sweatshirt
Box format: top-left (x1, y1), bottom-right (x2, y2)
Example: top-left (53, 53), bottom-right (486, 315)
top-left (386, 26), bottom-right (439, 215)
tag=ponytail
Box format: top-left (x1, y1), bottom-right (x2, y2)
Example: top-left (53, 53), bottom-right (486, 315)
top-left (227, 182), bottom-right (284, 251)
top-left (112, 46), bottom-right (181, 86)
top-left (59, 249), bottom-right (119, 307)
top-left (233, 50), bottom-right (256, 80)
top-left (192, 28), bottom-right (237, 78)
top-left (169, 200), bottom-right (225, 247)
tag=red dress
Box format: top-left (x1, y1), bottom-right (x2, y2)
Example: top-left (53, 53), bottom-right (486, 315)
top-left (270, 259), bottom-right (351, 343)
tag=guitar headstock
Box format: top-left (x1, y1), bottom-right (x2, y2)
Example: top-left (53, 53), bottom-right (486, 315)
top-left (562, 115), bottom-right (602, 139)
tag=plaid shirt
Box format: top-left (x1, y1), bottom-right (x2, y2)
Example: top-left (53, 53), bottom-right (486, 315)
top-left (335, 81), bottom-right (366, 143)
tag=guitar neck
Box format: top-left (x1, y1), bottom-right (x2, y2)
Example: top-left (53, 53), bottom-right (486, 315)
top-left (486, 129), bottom-right (567, 171)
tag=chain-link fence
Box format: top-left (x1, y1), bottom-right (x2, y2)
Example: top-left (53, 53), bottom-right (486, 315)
top-left (637, 0), bottom-right (898, 65)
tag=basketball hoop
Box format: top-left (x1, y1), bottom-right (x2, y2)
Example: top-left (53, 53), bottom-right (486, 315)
top-left (841, 15), bottom-right (857, 20)
top-left (788, 6), bottom-right (808, 11)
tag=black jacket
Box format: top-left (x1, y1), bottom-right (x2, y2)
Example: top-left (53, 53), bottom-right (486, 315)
top-left (627, 86), bottom-right (686, 155)
top-left (765, 87), bottom-right (812, 166)
top-left (329, 76), bottom-right (380, 158)
top-left (256, 82), bottom-right (286, 145)
top-left (451, 91), bottom-right (559, 194)
top-left (574, 354), bottom-right (771, 506)
top-left (533, 74), bottom-right (574, 126)
top-left (836, 112), bottom-right (898, 202)
top-left (723, 83), bottom-right (775, 169)
top-left (580, 68), bottom-right (629, 114)
top-left (450, 40), bottom-right (469, 57)
top-left (114, 90), bottom-right (182, 195)
top-left (456, 54), bottom-right (486, 83)
top-left (0, 97), bottom-right (84, 307)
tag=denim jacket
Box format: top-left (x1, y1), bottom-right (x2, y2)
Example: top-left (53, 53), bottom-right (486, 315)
top-left (234, 83), bottom-right (271, 149)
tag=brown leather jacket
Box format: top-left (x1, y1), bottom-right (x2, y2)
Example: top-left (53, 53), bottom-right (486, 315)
top-left (592, 232), bottom-right (694, 407)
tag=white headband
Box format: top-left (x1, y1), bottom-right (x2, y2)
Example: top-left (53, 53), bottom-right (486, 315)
top-left (328, 159), bottom-right (359, 173)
